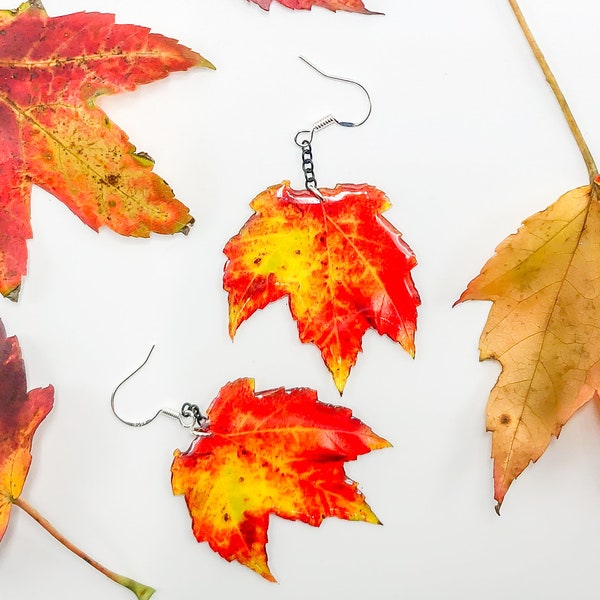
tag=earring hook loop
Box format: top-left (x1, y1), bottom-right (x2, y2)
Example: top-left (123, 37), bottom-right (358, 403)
top-left (299, 56), bottom-right (372, 128)
top-left (294, 56), bottom-right (373, 147)
top-left (110, 346), bottom-right (206, 435)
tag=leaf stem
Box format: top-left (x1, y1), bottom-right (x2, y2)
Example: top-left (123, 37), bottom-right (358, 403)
top-left (13, 497), bottom-right (155, 600)
top-left (507, 0), bottom-right (598, 181)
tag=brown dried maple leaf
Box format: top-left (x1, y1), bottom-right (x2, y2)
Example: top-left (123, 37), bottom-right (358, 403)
top-left (457, 0), bottom-right (600, 510)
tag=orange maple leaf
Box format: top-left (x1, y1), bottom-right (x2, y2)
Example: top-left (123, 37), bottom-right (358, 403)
top-left (171, 377), bottom-right (390, 581)
top-left (248, 0), bottom-right (380, 13)
top-left (0, 319), bottom-right (53, 540)
top-left (457, 184), bottom-right (600, 508)
top-left (223, 181), bottom-right (420, 393)
top-left (0, 0), bottom-right (214, 299)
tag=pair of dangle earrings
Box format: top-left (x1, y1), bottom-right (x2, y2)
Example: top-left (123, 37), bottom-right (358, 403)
top-left (110, 59), bottom-right (421, 583)
top-left (223, 57), bottom-right (421, 393)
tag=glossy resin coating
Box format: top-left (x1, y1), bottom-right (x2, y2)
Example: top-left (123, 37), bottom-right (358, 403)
top-left (224, 181), bottom-right (420, 392)
top-left (171, 378), bottom-right (389, 581)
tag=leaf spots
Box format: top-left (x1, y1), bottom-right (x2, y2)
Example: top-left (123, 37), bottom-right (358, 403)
top-left (458, 185), bottom-right (600, 505)
top-left (171, 378), bottom-right (388, 580)
top-left (104, 173), bottom-right (120, 187)
top-left (224, 181), bottom-right (420, 392)
top-left (0, 2), bottom-right (209, 296)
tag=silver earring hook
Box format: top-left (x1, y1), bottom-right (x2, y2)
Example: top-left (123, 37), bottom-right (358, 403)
top-left (110, 346), bottom-right (207, 436)
top-left (294, 56), bottom-right (373, 146)
top-left (293, 57), bottom-right (372, 202)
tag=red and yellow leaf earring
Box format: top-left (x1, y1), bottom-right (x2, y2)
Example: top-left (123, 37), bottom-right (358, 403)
top-left (111, 347), bottom-right (390, 582)
top-left (223, 58), bottom-right (421, 393)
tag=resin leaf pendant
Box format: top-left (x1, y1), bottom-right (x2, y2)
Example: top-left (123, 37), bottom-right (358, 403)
top-left (111, 353), bottom-right (389, 582)
top-left (171, 377), bottom-right (390, 580)
top-left (224, 181), bottom-right (420, 393)
top-left (223, 60), bottom-right (419, 392)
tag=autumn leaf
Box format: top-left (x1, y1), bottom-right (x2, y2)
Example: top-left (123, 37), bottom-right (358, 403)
top-left (0, 1), bottom-right (214, 300)
top-left (223, 181), bottom-right (420, 393)
top-left (247, 0), bottom-right (380, 14)
top-left (0, 318), bottom-right (53, 540)
top-left (457, 184), bottom-right (600, 507)
top-left (456, 0), bottom-right (600, 510)
top-left (171, 377), bottom-right (390, 581)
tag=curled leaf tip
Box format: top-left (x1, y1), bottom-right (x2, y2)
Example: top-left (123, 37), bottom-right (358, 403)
top-left (494, 502), bottom-right (502, 517)
top-left (6, 286), bottom-right (20, 302)
top-left (198, 56), bottom-right (216, 70)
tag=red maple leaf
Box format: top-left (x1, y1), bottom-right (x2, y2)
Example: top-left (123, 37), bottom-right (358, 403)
top-left (224, 182), bottom-right (420, 392)
top-left (0, 318), bottom-right (53, 541)
top-left (0, 0), bottom-right (214, 299)
top-left (171, 378), bottom-right (390, 581)
top-left (248, 0), bottom-right (380, 13)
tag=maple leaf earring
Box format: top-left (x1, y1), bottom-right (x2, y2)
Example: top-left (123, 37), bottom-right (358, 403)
top-left (111, 347), bottom-right (390, 582)
top-left (223, 58), bottom-right (421, 393)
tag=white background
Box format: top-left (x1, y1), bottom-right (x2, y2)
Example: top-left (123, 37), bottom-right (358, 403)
top-left (2, 0), bottom-right (600, 598)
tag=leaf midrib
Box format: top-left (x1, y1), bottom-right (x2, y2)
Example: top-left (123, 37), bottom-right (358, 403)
top-left (501, 194), bottom-right (592, 484)
top-left (0, 93), bottom-right (161, 212)
top-left (0, 50), bottom-right (165, 69)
